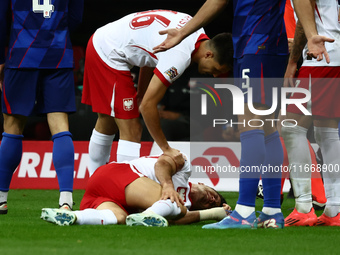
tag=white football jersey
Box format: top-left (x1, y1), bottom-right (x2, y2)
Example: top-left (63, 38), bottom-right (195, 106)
top-left (301, 0), bottom-right (340, 66)
top-left (92, 10), bottom-right (207, 85)
top-left (129, 154), bottom-right (193, 209)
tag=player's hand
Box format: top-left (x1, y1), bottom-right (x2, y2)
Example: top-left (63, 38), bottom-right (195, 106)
top-left (223, 203), bottom-right (232, 216)
top-left (161, 183), bottom-right (184, 206)
top-left (283, 61), bottom-right (298, 88)
top-left (306, 35), bottom-right (334, 63)
top-left (0, 63), bottom-right (4, 91)
top-left (163, 148), bottom-right (185, 170)
top-left (152, 28), bottom-right (183, 53)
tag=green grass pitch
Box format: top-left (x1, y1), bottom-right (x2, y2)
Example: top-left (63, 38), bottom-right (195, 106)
top-left (1, 190), bottom-right (340, 255)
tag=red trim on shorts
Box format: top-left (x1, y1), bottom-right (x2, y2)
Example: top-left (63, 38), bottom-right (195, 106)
top-left (2, 81), bottom-right (12, 114)
top-left (154, 68), bottom-right (171, 87)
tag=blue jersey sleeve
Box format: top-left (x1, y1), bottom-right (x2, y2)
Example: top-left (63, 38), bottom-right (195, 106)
top-left (68, 0), bottom-right (84, 31)
top-left (0, 0), bottom-right (10, 64)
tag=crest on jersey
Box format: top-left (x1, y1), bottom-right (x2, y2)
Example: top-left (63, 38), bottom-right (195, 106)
top-left (123, 98), bottom-right (134, 111)
top-left (164, 66), bottom-right (179, 81)
top-left (177, 187), bottom-right (187, 202)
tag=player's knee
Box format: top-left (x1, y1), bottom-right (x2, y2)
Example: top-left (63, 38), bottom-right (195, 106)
top-left (314, 126), bottom-right (338, 146)
top-left (281, 122), bottom-right (306, 141)
top-left (133, 123), bottom-right (143, 141)
top-left (115, 211), bottom-right (128, 224)
top-left (122, 125), bottom-right (142, 141)
top-left (167, 200), bottom-right (186, 220)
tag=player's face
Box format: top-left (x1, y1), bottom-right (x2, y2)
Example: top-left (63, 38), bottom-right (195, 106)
top-left (198, 57), bottom-right (229, 77)
top-left (190, 183), bottom-right (222, 210)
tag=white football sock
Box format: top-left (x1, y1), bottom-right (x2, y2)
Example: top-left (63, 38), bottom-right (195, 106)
top-left (235, 204), bottom-right (255, 218)
top-left (74, 209), bottom-right (118, 225)
top-left (262, 207), bottom-right (281, 215)
top-left (116, 139), bottom-right (141, 162)
top-left (59, 191), bottom-right (73, 208)
top-left (144, 199), bottom-right (181, 219)
top-left (0, 191), bottom-right (8, 203)
top-left (88, 129), bottom-right (115, 175)
top-left (314, 126), bottom-right (340, 217)
top-left (281, 123), bottom-right (312, 213)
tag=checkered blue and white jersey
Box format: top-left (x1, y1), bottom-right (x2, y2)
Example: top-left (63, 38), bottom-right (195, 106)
top-left (0, 0), bottom-right (83, 68)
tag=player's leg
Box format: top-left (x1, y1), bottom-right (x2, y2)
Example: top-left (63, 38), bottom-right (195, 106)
top-left (0, 68), bottom-right (39, 214)
top-left (309, 142), bottom-right (327, 209)
top-left (81, 35), bottom-right (116, 174)
top-left (283, 68), bottom-right (340, 226)
top-left (88, 113), bottom-right (117, 175)
top-left (109, 68), bottom-right (142, 163)
top-left (42, 69), bottom-right (76, 209)
top-left (314, 118), bottom-right (340, 226)
top-left (114, 117), bottom-right (142, 162)
top-left (0, 114), bottom-right (26, 214)
top-left (82, 35), bottom-right (140, 165)
top-left (125, 177), bottom-right (186, 226)
top-left (235, 107), bottom-right (264, 217)
top-left (204, 106), bottom-right (263, 229)
top-left (126, 177), bottom-right (186, 217)
top-left (41, 201), bottom-right (126, 226)
top-left (47, 112), bottom-right (74, 209)
top-left (281, 113), bottom-right (318, 226)
top-left (252, 113), bottom-right (285, 228)
top-left (204, 57), bottom-right (268, 229)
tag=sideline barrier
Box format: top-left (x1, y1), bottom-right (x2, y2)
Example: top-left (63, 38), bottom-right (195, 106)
top-left (9, 141), bottom-right (297, 191)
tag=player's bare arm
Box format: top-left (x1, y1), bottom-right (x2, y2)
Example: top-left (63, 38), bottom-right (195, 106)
top-left (154, 155), bottom-right (184, 206)
top-left (137, 66), bottom-right (154, 106)
top-left (284, 20), bottom-right (307, 88)
top-left (170, 203), bottom-right (232, 225)
top-left (153, 0), bottom-right (228, 53)
top-left (139, 75), bottom-right (185, 169)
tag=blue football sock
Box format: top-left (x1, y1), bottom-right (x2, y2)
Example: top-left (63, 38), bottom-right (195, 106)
top-left (0, 133), bottom-right (23, 191)
top-left (237, 129), bottom-right (265, 207)
top-left (262, 131), bottom-right (283, 208)
top-left (52, 131), bottom-right (74, 192)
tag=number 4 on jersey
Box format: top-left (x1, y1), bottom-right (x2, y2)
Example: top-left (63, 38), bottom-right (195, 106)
top-left (32, 0), bottom-right (54, 18)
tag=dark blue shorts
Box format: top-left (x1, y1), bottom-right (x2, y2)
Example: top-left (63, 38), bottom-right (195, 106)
top-left (2, 68), bottom-right (76, 116)
top-left (233, 55), bottom-right (287, 106)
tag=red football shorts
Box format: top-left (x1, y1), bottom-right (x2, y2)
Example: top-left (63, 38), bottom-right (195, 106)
top-left (82, 35), bottom-right (139, 119)
top-left (287, 66), bottom-right (340, 119)
top-left (80, 162), bottom-right (144, 213)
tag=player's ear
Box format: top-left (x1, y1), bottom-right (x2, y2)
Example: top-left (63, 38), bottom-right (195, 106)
top-left (205, 50), bottom-right (214, 59)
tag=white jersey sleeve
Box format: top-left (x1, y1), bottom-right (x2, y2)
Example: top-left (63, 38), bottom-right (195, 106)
top-left (129, 153), bottom-right (193, 209)
top-left (92, 10), bottom-right (207, 85)
top-left (301, 0), bottom-right (340, 66)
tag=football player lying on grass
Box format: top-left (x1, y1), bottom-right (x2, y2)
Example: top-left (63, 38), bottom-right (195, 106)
top-left (41, 153), bottom-right (231, 226)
